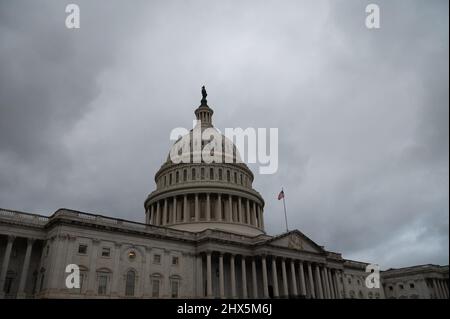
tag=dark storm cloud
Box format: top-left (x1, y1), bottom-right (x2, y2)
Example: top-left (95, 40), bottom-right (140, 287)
top-left (0, 0), bottom-right (448, 269)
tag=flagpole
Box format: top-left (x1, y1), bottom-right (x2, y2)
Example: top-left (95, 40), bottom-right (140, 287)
top-left (282, 187), bottom-right (289, 232)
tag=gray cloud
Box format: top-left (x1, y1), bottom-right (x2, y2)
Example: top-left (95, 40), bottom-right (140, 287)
top-left (0, 0), bottom-right (448, 269)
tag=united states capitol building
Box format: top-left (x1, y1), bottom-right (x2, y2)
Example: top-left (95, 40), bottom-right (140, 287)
top-left (0, 90), bottom-right (448, 299)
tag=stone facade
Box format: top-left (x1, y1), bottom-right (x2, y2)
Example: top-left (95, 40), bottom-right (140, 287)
top-left (0, 90), bottom-right (446, 299)
top-left (382, 264), bottom-right (449, 299)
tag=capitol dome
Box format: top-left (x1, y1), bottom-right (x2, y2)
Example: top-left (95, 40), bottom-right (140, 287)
top-left (144, 87), bottom-right (265, 236)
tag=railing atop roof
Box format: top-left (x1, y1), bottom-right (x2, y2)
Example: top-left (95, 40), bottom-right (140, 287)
top-left (52, 209), bottom-right (196, 239)
top-left (0, 208), bottom-right (49, 226)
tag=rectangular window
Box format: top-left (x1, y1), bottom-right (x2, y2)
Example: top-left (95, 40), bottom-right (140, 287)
top-left (201, 167), bottom-right (205, 180)
top-left (98, 274), bottom-right (108, 295)
top-left (152, 279), bottom-right (160, 297)
top-left (101, 247), bottom-right (111, 257)
top-left (183, 169), bottom-right (187, 181)
top-left (227, 170), bottom-right (230, 182)
top-left (78, 244), bottom-right (88, 254)
top-left (218, 169), bottom-right (222, 180)
top-left (210, 168), bottom-right (214, 180)
top-left (410, 283), bottom-right (415, 289)
top-left (234, 172), bottom-right (237, 183)
top-left (172, 256), bottom-right (179, 265)
top-left (171, 280), bottom-right (179, 298)
top-left (192, 168), bottom-right (196, 180)
top-left (153, 254), bottom-right (161, 264)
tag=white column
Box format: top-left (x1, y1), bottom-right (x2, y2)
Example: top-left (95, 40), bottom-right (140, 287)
top-left (49, 235), bottom-right (68, 291)
top-left (251, 202), bottom-right (257, 226)
top-left (156, 201), bottom-right (161, 225)
top-left (241, 256), bottom-right (248, 298)
top-left (195, 194), bottom-right (200, 222)
top-left (230, 254), bottom-right (237, 298)
top-left (219, 253), bottom-right (225, 298)
top-left (163, 198), bottom-right (168, 225)
top-left (328, 269), bottom-right (335, 299)
top-left (17, 238), bottom-right (35, 298)
top-left (252, 258), bottom-right (258, 298)
top-left (217, 194), bottom-right (222, 221)
top-left (206, 194), bottom-right (211, 221)
top-left (290, 260), bottom-right (298, 296)
top-left (281, 258), bottom-right (289, 297)
top-left (86, 239), bottom-right (100, 295)
top-left (112, 243), bottom-right (122, 297)
top-left (315, 265), bottom-right (324, 299)
top-left (172, 196), bottom-right (177, 223)
top-left (183, 195), bottom-right (188, 223)
top-left (442, 280), bottom-right (449, 299)
top-left (140, 247), bottom-right (149, 297)
top-left (146, 206), bottom-right (150, 224)
top-left (437, 280), bottom-right (445, 299)
top-left (271, 258), bottom-right (279, 297)
top-left (195, 254), bottom-right (203, 297)
top-left (238, 197), bottom-right (243, 223)
top-left (206, 252), bottom-right (212, 298)
top-left (323, 267), bottom-right (330, 298)
top-left (298, 261), bottom-right (306, 296)
top-left (307, 262), bottom-right (316, 298)
top-left (228, 195), bottom-right (233, 222)
top-left (262, 256), bottom-right (269, 298)
top-left (259, 206), bottom-right (265, 230)
top-left (246, 199), bottom-right (251, 224)
top-left (0, 235), bottom-right (15, 298)
top-left (340, 271), bottom-right (347, 298)
top-left (333, 270), bottom-right (341, 299)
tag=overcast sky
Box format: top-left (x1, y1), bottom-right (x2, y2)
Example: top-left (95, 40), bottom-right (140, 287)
top-left (0, 0), bottom-right (448, 269)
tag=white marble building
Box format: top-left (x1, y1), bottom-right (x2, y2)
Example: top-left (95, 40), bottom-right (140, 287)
top-left (382, 264), bottom-right (449, 299)
top-left (0, 90), bottom-right (445, 299)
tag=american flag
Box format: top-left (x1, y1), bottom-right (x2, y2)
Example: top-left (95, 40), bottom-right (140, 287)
top-left (278, 189), bottom-right (285, 200)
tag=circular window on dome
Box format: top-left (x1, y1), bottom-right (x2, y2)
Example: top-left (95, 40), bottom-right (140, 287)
top-left (128, 251), bottom-right (136, 261)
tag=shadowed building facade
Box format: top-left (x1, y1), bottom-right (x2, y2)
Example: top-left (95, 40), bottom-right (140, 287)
top-left (0, 90), bottom-right (445, 299)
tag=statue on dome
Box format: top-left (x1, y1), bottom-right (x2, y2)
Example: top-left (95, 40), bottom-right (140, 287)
top-left (201, 85), bottom-right (207, 100)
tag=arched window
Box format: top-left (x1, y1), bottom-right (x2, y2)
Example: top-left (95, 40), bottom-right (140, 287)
top-left (125, 270), bottom-right (136, 297)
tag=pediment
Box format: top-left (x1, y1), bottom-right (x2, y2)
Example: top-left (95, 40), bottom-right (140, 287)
top-left (266, 230), bottom-right (325, 254)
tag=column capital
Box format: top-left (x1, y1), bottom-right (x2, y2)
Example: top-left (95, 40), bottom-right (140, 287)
top-left (26, 238), bottom-right (36, 246)
top-left (7, 235), bottom-right (16, 243)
